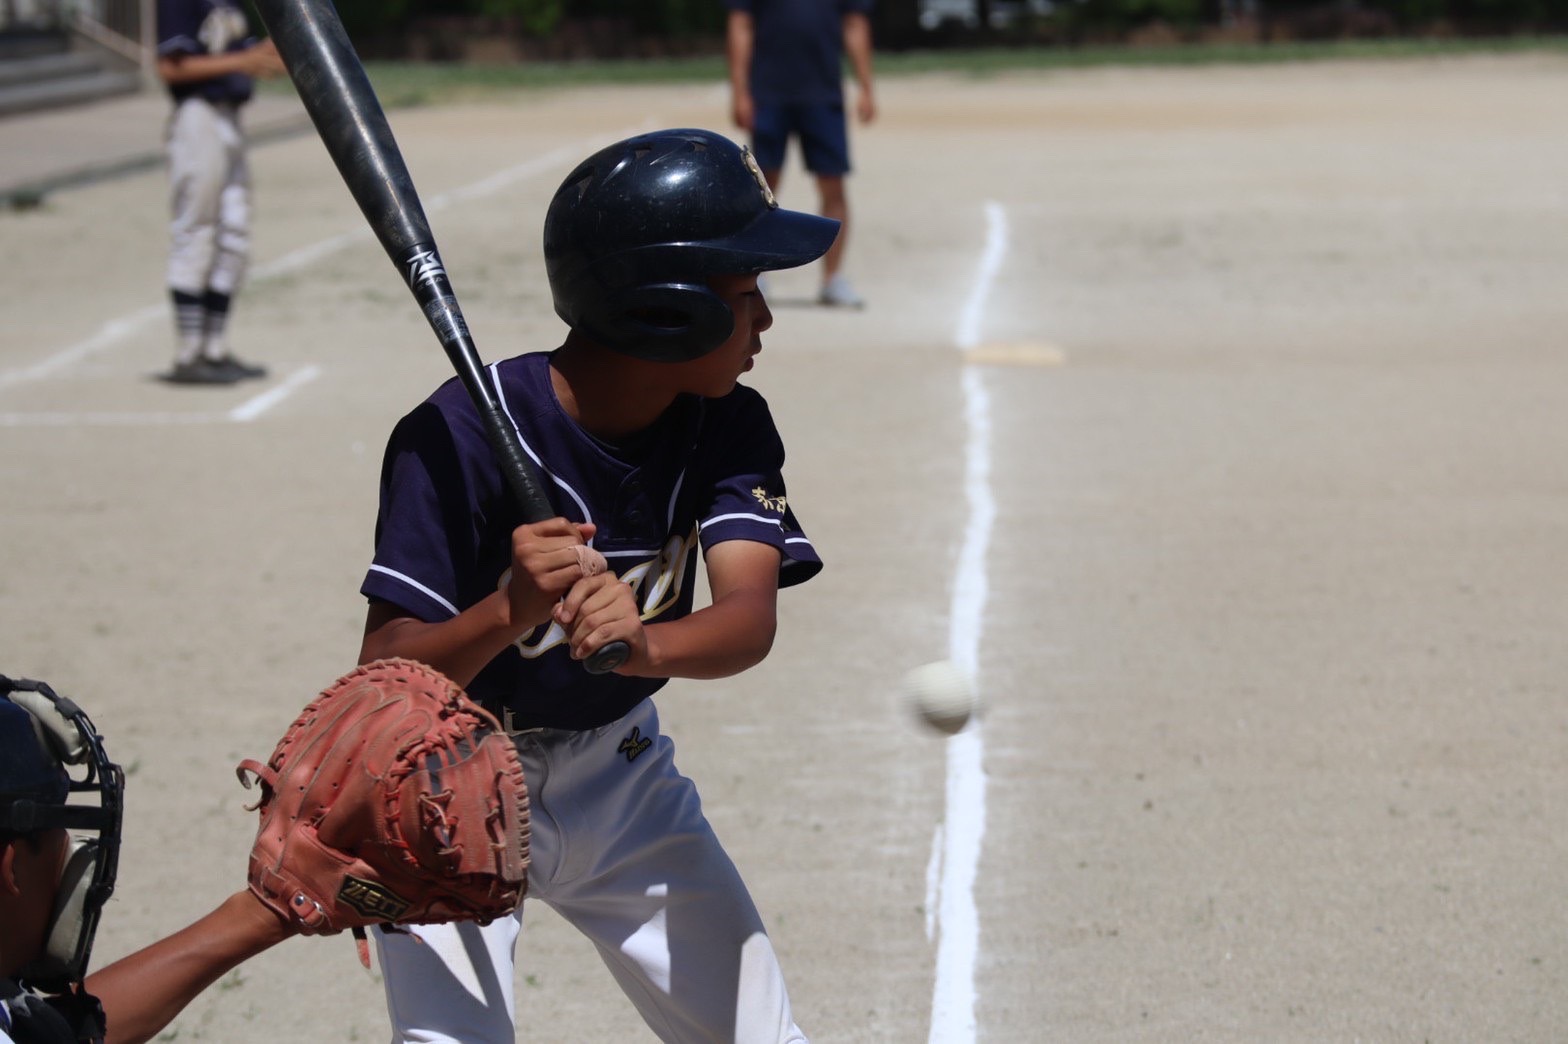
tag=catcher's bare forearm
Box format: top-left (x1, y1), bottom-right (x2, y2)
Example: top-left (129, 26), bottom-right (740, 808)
top-left (84, 891), bottom-right (292, 1044)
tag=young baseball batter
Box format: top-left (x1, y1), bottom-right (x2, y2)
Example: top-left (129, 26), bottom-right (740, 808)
top-left (155, 0), bottom-right (285, 385)
top-left (358, 128), bottom-right (839, 1043)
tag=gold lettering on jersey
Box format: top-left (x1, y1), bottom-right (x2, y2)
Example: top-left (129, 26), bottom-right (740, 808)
top-left (751, 486), bottom-right (787, 513)
top-left (511, 525), bottom-right (699, 659)
top-left (619, 528), bottom-right (698, 621)
top-left (338, 876), bottom-right (411, 921)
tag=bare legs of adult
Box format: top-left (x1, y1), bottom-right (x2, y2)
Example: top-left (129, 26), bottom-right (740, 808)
top-left (759, 169), bottom-right (862, 308)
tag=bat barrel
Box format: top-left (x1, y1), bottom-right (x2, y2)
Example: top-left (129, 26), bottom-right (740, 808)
top-left (253, 0), bottom-right (432, 259)
top-left (252, 0), bottom-right (629, 676)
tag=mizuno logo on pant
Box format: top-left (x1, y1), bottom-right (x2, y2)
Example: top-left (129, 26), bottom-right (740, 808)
top-left (618, 726), bottom-right (653, 763)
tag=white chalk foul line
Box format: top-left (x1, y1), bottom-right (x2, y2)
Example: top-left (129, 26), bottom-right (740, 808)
top-left (928, 201), bottom-right (1005, 1044)
top-left (955, 202), bottom-right (1008, 353)
top-left (246, 141), bottom-right (589, 284)
top-left (0, 365), bottom-right (322, 426)
top-left (0, 306), bottom-right (166, 392)
top-left (228, 364), bottom-right (321, 422)
top-left (925, 822), bottom-right (944, 942)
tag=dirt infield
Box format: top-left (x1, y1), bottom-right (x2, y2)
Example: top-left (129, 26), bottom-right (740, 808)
top-left (3, 52), bottom-right (1568, 1041)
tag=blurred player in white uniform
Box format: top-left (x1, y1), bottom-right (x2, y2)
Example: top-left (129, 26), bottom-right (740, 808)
top-left (155, 0), bottom-right (284, 385)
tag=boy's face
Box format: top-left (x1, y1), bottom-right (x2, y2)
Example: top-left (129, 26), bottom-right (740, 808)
top-left (681, 273), bottom-right (774, 397)
top-left (0, 827), bottom-right (70, 976)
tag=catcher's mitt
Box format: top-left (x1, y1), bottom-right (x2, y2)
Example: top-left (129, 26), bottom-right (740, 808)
top-left (237, 658), bottom-right (528, 964)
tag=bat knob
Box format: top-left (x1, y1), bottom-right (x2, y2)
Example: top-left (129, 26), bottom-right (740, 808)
top-left (584, 641), bottom-right (631, 676)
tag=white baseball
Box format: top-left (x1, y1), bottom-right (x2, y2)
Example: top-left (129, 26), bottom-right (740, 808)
top-left (901, 660), bottom-right (977, 735)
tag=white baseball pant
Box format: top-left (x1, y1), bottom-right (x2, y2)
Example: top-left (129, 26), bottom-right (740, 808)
top-left (371, 699), bottom-right (807, 1043)
top-left (165, 96), bottom-right (250, 297)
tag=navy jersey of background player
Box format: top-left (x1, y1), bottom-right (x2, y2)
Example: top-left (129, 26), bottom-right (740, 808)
top-left (156, 0), bottom-right (257, 105)
top-left (730, 0), bottom-right (874, 104)
top-left (362, 351), bottom-right (822, 731)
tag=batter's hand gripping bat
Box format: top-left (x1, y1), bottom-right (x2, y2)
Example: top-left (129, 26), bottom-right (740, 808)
top-left (253, 0), bottom-right (629, 675)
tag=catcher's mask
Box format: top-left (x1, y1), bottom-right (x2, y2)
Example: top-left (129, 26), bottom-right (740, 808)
top-left (543, 128), bottom-right (841, 363)
top-left (0, 676), bottom-right (125, 993)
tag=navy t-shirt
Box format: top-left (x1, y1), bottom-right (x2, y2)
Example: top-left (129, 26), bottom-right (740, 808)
top-left (156, 0), bottom-right (256, 105)
top-left (726, 0), bottom-right (874, 105)
top-left (362, 351), bottom-right (822, 731)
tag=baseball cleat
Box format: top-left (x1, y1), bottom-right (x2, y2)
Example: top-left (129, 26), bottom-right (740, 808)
top-left (162, 358), bottom-right (245, 385)
top-left (209, 354), bottom-right (269, 380)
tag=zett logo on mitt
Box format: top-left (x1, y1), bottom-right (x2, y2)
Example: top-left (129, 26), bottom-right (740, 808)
top-left (338, 876), bottom-right (412, 921)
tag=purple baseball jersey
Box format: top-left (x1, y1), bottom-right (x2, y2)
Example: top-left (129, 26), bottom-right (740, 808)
top-left (362, 351), bottom-right (821, 731)
top-left (156, 0), bottom-right (257, 105)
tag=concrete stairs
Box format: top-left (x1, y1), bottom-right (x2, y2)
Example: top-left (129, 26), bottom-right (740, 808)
top-left (0, 31), bottom-right (143, 118)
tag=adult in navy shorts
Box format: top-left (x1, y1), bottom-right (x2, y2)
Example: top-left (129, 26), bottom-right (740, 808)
top-left (726, 0), bottom-right (876, 308)
top-left (155, 0), bottom-right (284, 385)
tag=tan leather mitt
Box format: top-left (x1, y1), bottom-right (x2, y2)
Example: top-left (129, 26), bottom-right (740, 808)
top-left (237, 659), bottom-right (529, 963)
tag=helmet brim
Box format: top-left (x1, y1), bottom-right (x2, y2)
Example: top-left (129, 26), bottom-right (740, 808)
top-left (703, 206), bottom-right (842, 275)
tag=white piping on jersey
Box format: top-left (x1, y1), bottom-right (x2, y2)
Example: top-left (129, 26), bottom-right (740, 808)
top-left (367, 564), bottom-right (460, 617)
top-left (477, 369), bottom-right (808, 558)
top-left (700, 511), bottom-right (783, 530)
top-left (666, 469), bottom-right (687, 530)
top-left (484, 361), bottom-right (707, 547)
top-left (487, 362), bottom-right (597, 534)
top-left (702, 514), bottom-right (818, 554)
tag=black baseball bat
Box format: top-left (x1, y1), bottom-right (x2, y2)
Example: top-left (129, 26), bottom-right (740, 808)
top-left (254, 0), bottom-right (628, 675)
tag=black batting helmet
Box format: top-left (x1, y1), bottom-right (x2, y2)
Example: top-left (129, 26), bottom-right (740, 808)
top-left (544, 128), bottom-right (840, 362)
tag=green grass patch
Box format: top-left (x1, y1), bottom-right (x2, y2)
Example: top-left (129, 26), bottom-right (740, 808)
top-left (884, 33), bottom-right (1568, 73)
top-left (257, 35), bottom-right (1568, 107)
top-left (353, 56), bottom-right (729, 107)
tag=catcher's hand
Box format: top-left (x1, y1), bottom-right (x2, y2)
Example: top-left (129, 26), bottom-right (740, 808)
top-left (237, 659), bottom-right (529, 964)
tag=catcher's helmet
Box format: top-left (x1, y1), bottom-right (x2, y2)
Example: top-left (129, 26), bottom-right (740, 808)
top-left (544, 128), bottom-right (840, 362)
top-left (0, 698), bottom-right (69, 809)
top-left (1, 677), bottom-right (125, 995)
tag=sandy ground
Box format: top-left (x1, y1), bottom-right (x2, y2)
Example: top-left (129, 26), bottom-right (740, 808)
top-left (3, 52), bottom-right (1568, 1042)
